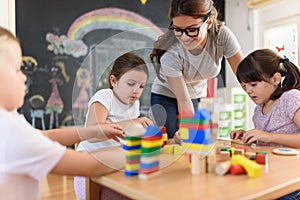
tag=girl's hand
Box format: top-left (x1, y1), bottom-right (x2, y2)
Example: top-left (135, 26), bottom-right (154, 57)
top-left (135, 117), bottom-right (153, 128)
top-left (242, 128), bottom-right (271, 144)
top-left (97, 123), bottom-right (124, 142)
top-left (173, 130), bottom-right (182, 145)
top-left (230, 129), bottom-right (245, 140)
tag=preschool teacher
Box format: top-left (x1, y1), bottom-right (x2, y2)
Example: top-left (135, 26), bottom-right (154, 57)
top-left (150, 0), bottom-right (243, 139)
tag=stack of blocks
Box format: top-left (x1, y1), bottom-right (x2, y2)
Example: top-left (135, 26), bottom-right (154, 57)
top-left (179, 109), bottom-right (214, 154)
top-left (178, 108), bottom-right (215, 174)
top-left (139, 126), bottom-right (163, 180)
top-left (123, 125), bottom-right (163, 179)
top-left (123, 134), bottom-right (142, 177)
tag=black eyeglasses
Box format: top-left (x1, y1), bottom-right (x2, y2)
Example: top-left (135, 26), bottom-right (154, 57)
top-left (169, 18), bottom-right (209, 37)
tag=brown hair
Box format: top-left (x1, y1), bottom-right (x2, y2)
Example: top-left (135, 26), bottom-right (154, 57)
top-left (150, 0), bottom-right (222, 82)
top-left (109, 52), bottom-right (148, 89)
top-left (237, 48), bottom-right (300, 100)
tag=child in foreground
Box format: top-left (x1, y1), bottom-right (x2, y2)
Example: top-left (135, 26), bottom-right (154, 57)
top-left (230, 48), bottom-right (300, 200)
top-left (0, 26), bottom-right (126, 200)
top-left (230, 48), bottom-right (300, 148)
top-left (74, 52), bottom-right (153, 199)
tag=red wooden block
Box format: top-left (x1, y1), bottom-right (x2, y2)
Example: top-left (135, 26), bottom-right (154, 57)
top-left (256, 153), bottom-right (268, 165)
top-left (230, 164), bottom-right (246, 175)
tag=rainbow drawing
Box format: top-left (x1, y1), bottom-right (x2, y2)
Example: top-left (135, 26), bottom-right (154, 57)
top-left (67, 7), bottom-right (163, 41)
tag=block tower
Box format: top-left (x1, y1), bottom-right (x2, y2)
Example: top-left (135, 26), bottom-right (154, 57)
top-left (139, 125), bottom-right (163, 180)
top-left (179, 108), bottom-right (215, 174)
top-left (123, 124), bottom-right (163, 179)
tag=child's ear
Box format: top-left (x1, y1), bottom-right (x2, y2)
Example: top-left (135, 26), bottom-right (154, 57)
top-left (110, 75), bottom-right (118, 87)
top-left (272, 72), bottom-right (282, 86)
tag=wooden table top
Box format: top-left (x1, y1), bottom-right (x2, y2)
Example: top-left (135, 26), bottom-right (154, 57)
top-left (91, 142), bottom-right (300, 200)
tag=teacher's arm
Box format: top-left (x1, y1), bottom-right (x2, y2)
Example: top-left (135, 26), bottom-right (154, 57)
top-left (227, 51), bottom-right (244, 75)
top-left (167, 75), bottom-right (194, 116)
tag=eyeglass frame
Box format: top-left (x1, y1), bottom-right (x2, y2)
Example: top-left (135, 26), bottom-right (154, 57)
top-left (168, 17), bottom-right (209, 38)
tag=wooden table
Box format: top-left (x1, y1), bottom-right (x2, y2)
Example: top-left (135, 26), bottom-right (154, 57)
top-left (88, 143), bottom-right (300, 200)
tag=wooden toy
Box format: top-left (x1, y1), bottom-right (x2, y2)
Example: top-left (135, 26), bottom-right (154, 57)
top-left (231, 155), bottom-right (262, 178)
top-left (215, 160), bottom-right (231, 176)
top-left (230, 164), bottom-right (247, 175)
top-left (272, 148), bottom-right (299, 156)
top-left (139, 125), bottom-right (162, 180)
top-left (179, 108), bottom-right (216, 175)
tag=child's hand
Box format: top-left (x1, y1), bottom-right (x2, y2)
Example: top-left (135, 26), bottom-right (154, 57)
top-left (173, 130), bottom-right (182, 144)
top-left (230, 129), bottom-right (245, 140)
top-left (98, 123), bottom-right (124, 142)
top-left (135, 117), bottom-right (153, 128)
top-left (242, 128), bottom-right (271, 144)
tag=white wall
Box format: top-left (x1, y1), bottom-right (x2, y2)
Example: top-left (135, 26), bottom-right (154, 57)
top-left (0, 0), bottom-right (15, 34)
top-left (225, 0), bottom-right (300, 87)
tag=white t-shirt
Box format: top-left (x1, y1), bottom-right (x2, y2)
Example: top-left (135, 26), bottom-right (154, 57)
top-left (151, 25), bottom-right (241, 99)
top-left (77, 88), bottom-right (140, 151)
top-left (0, 110), bottom-right (66, 200)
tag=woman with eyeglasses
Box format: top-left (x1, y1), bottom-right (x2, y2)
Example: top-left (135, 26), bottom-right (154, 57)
top-left (150, 0), bottom-right (243, 142)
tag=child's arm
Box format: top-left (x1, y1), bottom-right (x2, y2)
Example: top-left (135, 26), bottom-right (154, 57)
top-left (119, 117), bottom-right (153, 128)
top-left (50, 146), bottom-right (125, 176)
top-left (42, 124), bottom-right (124, 146)
top-left (86, 102), bottom-right (153, 128)
top-left (242, 109), bottom-right (300, 148)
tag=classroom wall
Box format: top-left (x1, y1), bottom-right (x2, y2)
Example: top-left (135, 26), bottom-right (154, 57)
top-left (225, 0), bottom-right (300, 87)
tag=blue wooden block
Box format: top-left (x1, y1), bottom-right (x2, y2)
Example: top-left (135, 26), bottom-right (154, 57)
top-left (181, 129), bottom-right (210, 144)
top-left (143, 125), bottom-right (162, 137)
top-left (123, 144), bottom-right (141, 150)
top-left (193, 109), bottom-right (211, 121)
top-left (140, 161), bottom-right (159, 169)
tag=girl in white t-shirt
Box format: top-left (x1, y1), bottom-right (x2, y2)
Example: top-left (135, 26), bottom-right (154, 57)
top-left (0, 27), bottom-right (126, 200)
top-left (74, 52), bottom-right (153, 200)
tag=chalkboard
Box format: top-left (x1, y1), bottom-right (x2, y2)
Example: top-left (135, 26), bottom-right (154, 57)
top-left (16, 0), bottom-right (225, 129)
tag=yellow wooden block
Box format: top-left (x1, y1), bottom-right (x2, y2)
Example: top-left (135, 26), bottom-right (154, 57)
top-left (125, 140), bottom-right (142, 146)
top-left (182, 143), bottom-right (215, 151)
top-left (163, 145), bottom-right (174, 154)
top-left (124, 149), bottom-right (141, 156)
top-left (179, 128), bottom-right (189, 139)
top-left (231, 155), bottom-right (262, 178)
top-left (231, 147), bottom-right (236, 155)
top-left (174, 145), bottom-right (183, 155)
top-left (162, 133), bottom-right (168, 141)
top-left (141, 140), bottom-right (163, 148)
top-left (125, 164), bottom-right (140, 171)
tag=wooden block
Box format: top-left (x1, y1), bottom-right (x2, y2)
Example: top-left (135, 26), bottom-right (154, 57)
top-left (234, 149), bottom-right (244, 156)
top-left (215, 160), bottom-right (231, 176)
top-left (245, 152), bottom-right (256, 160)
top-left (231, 155), bottom-right (262, 178)
top-left (231, 139), bottom-right (244, 145)
top-left (163, 145), bottom-right (173, 154)
top-left (216, 151), bottom-right (231, 162)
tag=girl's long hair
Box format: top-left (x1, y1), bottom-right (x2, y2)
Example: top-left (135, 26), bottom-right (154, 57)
top-left (150, 0), bottom-right (222, 82)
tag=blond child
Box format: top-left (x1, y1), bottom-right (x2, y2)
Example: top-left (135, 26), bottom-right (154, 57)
top-left (0, 26), bottom-right (126, 200)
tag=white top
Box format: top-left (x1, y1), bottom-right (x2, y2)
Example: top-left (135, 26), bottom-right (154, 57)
top-left (0, 110), bottom-right (65, 200)
top-left (151, 25), bottom-right (241, 99)
top-left (77, 88), bottom-right (140, 151)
